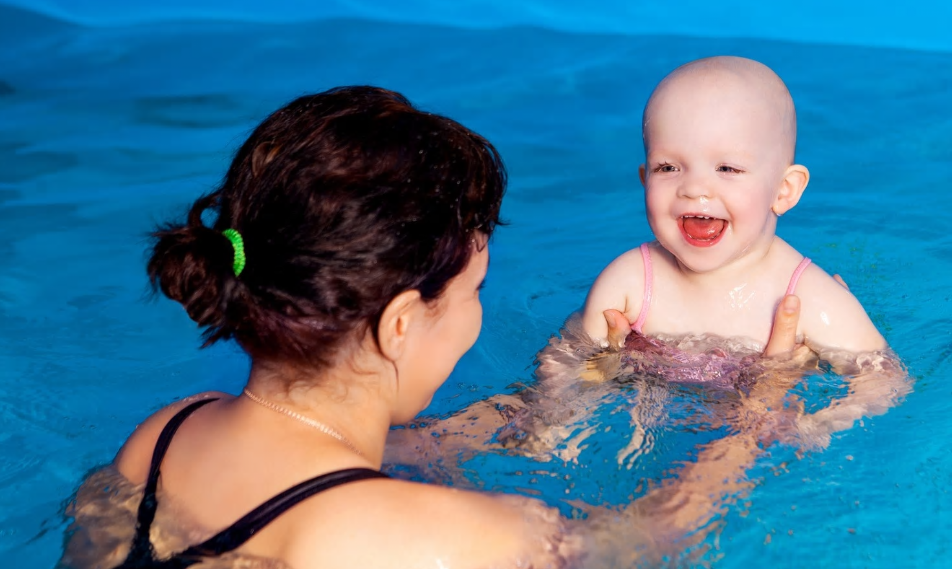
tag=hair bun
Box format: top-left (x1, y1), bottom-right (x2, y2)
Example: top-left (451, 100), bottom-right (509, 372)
top-left (147, 219), bottom-right (235, 329)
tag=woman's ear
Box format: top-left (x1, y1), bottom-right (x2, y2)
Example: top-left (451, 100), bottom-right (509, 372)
top-left (773, 164), bottom-right (810, 216)
top-left (376, 289), bottom-right (423, 362)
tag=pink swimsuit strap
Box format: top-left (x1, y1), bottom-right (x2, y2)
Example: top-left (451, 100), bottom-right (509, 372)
top-left (631, 243), bottom-right (652, 334)
top-left (786, 256), bottom-right (812, 295)
top-left (630, 246), bottom-right (812, 334)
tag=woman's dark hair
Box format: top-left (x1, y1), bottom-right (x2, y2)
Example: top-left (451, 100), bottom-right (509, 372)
top-left (148, 86), bottom-right (506, 369)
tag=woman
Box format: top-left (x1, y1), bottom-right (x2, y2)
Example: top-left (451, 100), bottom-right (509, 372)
top-left (60, 86), bottom-right (804, 569)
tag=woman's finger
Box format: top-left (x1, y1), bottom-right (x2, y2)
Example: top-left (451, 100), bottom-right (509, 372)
top-left (764, 295), bottom-right (801, 357)
top-left (604, 309), bottom-right (632, 349)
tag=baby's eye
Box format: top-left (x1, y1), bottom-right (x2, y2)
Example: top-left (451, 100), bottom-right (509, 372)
top-left (716, 165), bottom-right (744, 174)
top-left (654, 163), bottom-right (677, 173)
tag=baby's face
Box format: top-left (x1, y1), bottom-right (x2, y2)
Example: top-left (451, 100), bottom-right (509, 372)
top-left (641, 71), bottom-right (793, 274)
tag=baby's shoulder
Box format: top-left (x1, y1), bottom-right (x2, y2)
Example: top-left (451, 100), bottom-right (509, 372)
top-left (583, 242), bottom-right (675, 339)
top-left (594, 241), bottom-right (668, 286)
top-left (585, 243), bottom-right (658, 313)
top-left (794, 261), bottom-right (886, 351)
top-left (795, 260), bottom-right (855, 302)
top-left (603, 244), bottom-right (647, 274)
top-left (769, 241), bottom-right (848, 299)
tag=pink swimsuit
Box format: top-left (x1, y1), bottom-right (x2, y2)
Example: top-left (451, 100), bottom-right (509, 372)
top-left (630, 243), bottom-right (811, 334)
top-left (621, 243), bottom-right (812, 389)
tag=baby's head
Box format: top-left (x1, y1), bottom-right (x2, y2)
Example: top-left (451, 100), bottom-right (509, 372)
top-left (639, 56), bottom-right (809, 272)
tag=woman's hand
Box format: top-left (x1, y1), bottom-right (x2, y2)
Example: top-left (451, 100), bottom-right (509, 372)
top-left (603, 292), bottom-right (808, 358)
top-left (602, 309), bottom-right (632, 349)
top-left (763, 294), bottom-right (802, 357)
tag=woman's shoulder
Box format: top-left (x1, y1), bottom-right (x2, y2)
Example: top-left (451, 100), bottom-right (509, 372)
top-left (113, 391), bottom-right (233, 485)
top-left (283, 479), bottom-right (574, 569)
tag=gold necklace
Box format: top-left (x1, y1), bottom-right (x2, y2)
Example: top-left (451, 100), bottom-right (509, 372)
top-left (242, 388), bottom-right (362, 456)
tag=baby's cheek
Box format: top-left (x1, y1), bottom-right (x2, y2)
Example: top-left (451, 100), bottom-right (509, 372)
top-left (644, 187), bottom-right (667, 213)
top-left (644, 201), bottom-right (667, 231)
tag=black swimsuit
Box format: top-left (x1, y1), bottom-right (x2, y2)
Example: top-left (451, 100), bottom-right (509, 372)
top-left (115, 398), bottom-right (389, 569)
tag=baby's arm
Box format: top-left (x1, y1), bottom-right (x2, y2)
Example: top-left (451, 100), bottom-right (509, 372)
top-left (580, 249), bottom-right (646, 347)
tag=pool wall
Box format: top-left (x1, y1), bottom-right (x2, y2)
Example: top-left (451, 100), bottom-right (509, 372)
top-left (2, 0), bottom-right (952, 53)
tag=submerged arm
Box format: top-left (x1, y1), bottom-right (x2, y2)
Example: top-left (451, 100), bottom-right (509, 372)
top-left (385, 295), bottom-right (807, 481)
top-left (383, 394), bottom-right (526, 482)
top-left (795, 348), bottom-right (911, 449)
top-left (574, 297), bottom-right (812, 563)
top-left (575, 357), bottom-right (812, 565)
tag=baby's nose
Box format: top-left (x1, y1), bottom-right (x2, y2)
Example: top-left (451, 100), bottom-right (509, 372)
top-left (677, 174), bottom-right (712, 199)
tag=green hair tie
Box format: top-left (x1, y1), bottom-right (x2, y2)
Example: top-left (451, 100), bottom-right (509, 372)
top-left (221, 229), bottom-right (247, 277)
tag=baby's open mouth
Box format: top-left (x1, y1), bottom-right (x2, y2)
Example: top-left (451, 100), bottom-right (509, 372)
top-left (679, 215), bottom-right (727, 247)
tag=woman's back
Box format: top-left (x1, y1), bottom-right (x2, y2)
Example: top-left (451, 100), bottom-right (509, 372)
top-left (64, 393), bottom-right (572, 569)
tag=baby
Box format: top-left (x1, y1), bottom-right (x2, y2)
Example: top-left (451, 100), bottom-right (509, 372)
top-left (387, 58), bottom-right (906, 480)
top-left (583, 56), bottom-right (886, 354)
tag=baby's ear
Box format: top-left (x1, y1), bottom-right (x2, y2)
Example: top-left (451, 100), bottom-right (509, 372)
top-left (638, 164), bottom-right (647, 188)
top-left (773, 164), bottom-right (809, 216)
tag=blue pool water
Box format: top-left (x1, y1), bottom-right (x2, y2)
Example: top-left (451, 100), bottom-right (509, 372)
top-left (1, 2), bottom-right (951, 567)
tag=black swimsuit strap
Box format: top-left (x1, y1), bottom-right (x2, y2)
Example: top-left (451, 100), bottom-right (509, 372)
top-left (124, 397), bottom-right (220, 566)
top-left (118, 396), bottom-right (389, 568)
top-left (180, 467), bottom-right (389, 557)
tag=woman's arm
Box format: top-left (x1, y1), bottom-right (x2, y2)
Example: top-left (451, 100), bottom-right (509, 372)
top-left (794, 348), bottom-right (911, 449)
top-left (385, 298), bottom-right (807, 472)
